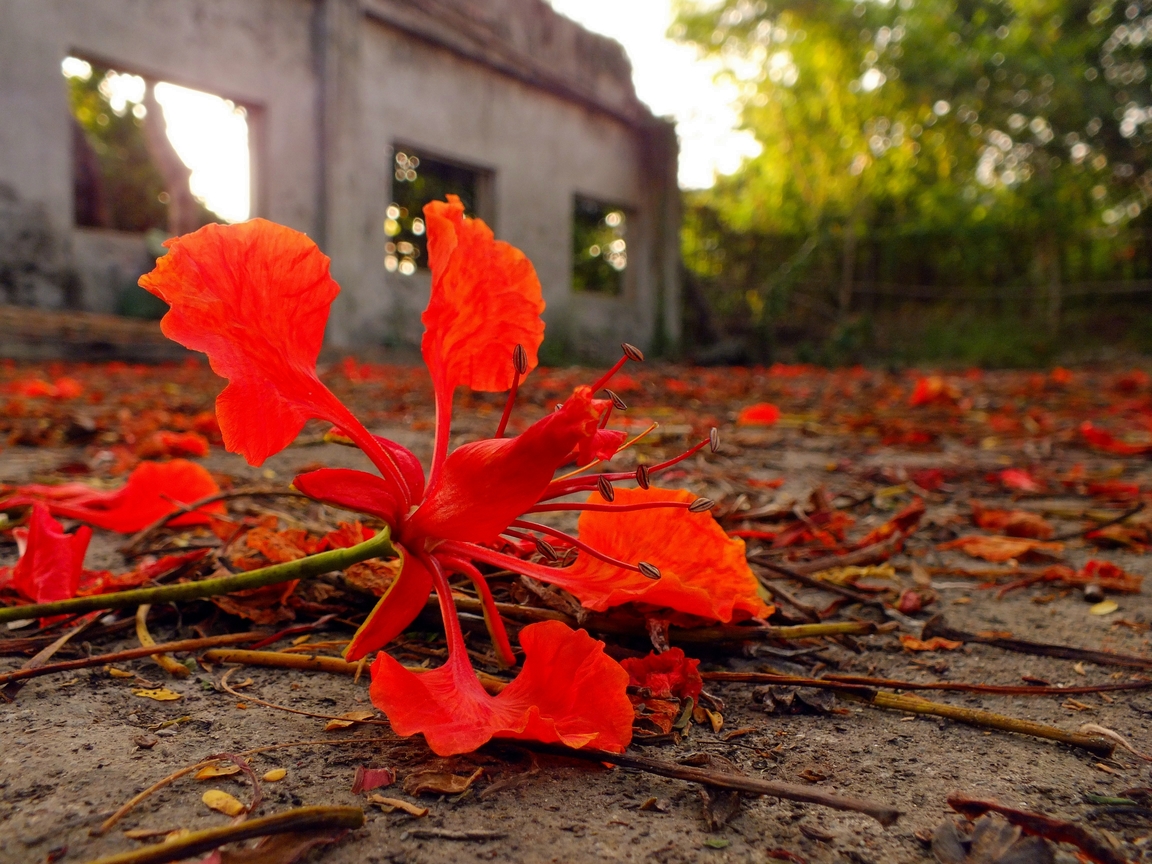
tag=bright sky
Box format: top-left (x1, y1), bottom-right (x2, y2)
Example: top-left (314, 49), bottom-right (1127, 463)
top-left (547, 0), bottom-right (761, 188)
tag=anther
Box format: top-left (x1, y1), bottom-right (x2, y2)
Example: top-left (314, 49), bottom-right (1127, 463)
top-left (534, 537), bottom-right (559, 561)
top-left (513, 344), bottom-right (528, 376)
top-left (637, 561), bottom-right (661, 580)
top-left (688, 497), bottom-right (715, 513)
top-left (635, 464), bottom-right (651, 489)
top-left (709, 427), bottom-right (720, 453)
top-left (597, 475), bottom-right (616, 502)
top-left (606, 389), bottom-right (627, 411)
top-left (621, 342), bottom-right (645, 362)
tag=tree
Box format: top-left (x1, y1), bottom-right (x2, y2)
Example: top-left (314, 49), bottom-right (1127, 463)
top-left (674, 0), bottom-right (1152, 356)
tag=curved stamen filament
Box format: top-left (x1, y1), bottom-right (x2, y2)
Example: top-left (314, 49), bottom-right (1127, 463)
top-left (438, 554), bottom-right (516, 668)
top-left (511, 519), bottom-right (646, 575)
top-left (546, 431), bottom-right (707, 498)
top-left (494, 346), bottom-right (526, 439)
top-left (528, 501), bottom-right (693, 514)
top-left (554, 422), bottom-right (659, 483)
top-left (588, 356), bottom-right (629, 395)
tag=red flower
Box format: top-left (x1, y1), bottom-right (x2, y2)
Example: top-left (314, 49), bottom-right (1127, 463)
top-left (737, 402), bottom-right (781, 426)
top-left (138, 197), bottom-right (731, 755)
top-left (0, 459), bottom-right (222, 533)
top-left (1, 503), bottom-right (91, 605)
top-left (620, 648), bottom-right (703, 701)
top-left (554, 486), bottom-right (770, 623)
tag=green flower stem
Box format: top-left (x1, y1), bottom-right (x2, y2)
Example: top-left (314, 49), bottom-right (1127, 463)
top-left (0, 527), bottom-right (396, 625)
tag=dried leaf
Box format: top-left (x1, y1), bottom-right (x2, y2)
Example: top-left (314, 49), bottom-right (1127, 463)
top-left (1089, 599), bottom-right (1119, 616)
top-left (351, 765), bottom-right (395, 794)
top-left (324, 710), bottom-right (376, 731)
top-left (131, 687), bottom-right (182, 701)
top-left (202, 789), bottom-right (246, 817)
top-left (899, 635), bottom-right (964, 652)
top-left (196, 764), bottom-right (241, 780)
top-left (262, 768), bottom-right (287, 782)
top-left (368, 794), bottom-right (429, 817)
top-left (107, 666), bottom-right (135, 678)
top-left (403, 767), bottom-right (484, 797)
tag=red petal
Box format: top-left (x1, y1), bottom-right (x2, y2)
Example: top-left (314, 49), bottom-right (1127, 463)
top-left (406, 387), bottom-right (601, 544)
top-left (736, 402), bottom-right (781, 426)
top-left (575, 428), bottom-right (627, 467)
top-left (561, 486), bottom-right (771, 622)
top-left (619, 648), bottom-right (703, 701)
top-left (12, 503), bottom-right (91, 604)
top-left (293, 468), bottom-right (407, 525)
top-left (1, 460), bottom-right (222, 534)
top-left (139, 220), bottom-right (367, 467)
top-left (344, 549), bottom-right (433, 661)
top-left (368, 620), bottom-right (632, 755)
top-left (422, 197), bottom-right (545, 397)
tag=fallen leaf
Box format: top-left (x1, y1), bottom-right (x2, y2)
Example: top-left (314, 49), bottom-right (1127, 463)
top-left (403, 767), bottom-right (484, 796)
top-left (899, 635), bottom-right (964, 652)
top-left (195, 764), bottom-right (241, 780)
top-left (202, 789), bottom-right (245, 816)
top-left (938, 535), bottom-right (1064, 562)
top-left (324, 710), bottom-right (376, 731)
top-left (368, 794), bottom-right (429, 817)
top-left (1089, 600), bottom-right (1119, 616)
top-left (107, 666), bottom-right (135, 678)
top-left (131, 687), bottom-right (182, 701)
top-left (351, 765), bottom-right (395, 794)
top-left (262, 768), bottom-right (287, 782)
top-left (931, 813), bottom-right (1053, 864)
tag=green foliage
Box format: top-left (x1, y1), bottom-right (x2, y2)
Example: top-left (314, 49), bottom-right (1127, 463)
top-left (674, 0), bottom-right (1152, 364)
top-left (68, 66), bottom-right (168, 233)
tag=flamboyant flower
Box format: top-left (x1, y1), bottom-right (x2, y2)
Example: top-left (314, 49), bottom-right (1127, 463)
top-left (0, 459), bottom-right (222, 533)
top-left (0, 503), bottom-right (91, 606)
top-left (138, 197), bottom-right (735, 755)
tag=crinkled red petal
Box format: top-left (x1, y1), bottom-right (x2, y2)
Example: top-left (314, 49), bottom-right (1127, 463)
top-left (620, 647), bottom-right (703, 701)
top-left (575, 428), bottom-right (627, 467)
top-left (0, 460), bottom-right (222, 534)
top-left (11, 503), bottom-right (91, 604)
top-left (560, 486), bottom-right (772, 622)
top-left (293, 467), bottom-right (407, 525)
top-left (421, 196), bottom-right (545, 397)
top-left (368, 620), bottom-right (633, 756)
top-left (139, 220), bottom-right (357, 466)
top-left (406, 387), bottom-right (602, 544)
top-left (344, 548), bottom-right (433, 661)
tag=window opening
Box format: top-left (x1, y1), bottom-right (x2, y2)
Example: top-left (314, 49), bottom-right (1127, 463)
top-left (63, 56), bottom-right (250, 235)
top-left (386, 148), bottom-right (482, 275)
top-left (572, 196), bottom-right (627, 295)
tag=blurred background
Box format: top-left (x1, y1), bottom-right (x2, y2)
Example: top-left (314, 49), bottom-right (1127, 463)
top-left (2, 0), bottom-right (1151, 367)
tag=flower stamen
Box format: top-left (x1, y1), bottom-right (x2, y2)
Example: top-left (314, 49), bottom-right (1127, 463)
top-left (511, 519), bottom-right (652, 576)
top-left (495, 344), bottom-right (527, 439)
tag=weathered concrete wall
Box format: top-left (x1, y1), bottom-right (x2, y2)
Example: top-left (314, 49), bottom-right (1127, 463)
top-left (0, 0), bottom-right (680, 360)
top-left (0, 0), bottom-right (320, 315)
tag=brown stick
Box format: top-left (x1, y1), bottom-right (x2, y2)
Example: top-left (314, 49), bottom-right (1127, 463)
top-left (1, 615), bottom-right (97, 701)
top-left (1050, 501), bottom-right (1145, 542)
top-left (923, 614), bottom-right (1152, 670)
top-left (946, 795), bottom-right (1127, 864)
top-left (847, 691), bottom-right (1115, 757)
top-left (507, 742), bottom-right (901, 826)
top-left (753, 533), bottom-right (907, 576)
top-left (706, 670), bottom-right (1152, 698)
top-left (205, 648), bottom-right (509, 693)
top-left (84, 805), bottom-right (363, 864)
top-left (752, 558), bottom-right (884, 607)
top-left (0, 631), bottom-right (266, 687)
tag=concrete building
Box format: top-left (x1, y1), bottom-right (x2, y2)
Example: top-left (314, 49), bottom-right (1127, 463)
top-left (0, 0), bottom-right (681, 360)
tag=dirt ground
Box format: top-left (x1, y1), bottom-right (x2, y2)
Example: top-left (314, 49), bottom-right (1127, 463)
top-left (2, 372), bottom-right (1152, 864)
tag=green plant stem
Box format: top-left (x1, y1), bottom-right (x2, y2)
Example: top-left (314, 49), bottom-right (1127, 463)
top-left (0, 528), bottom-right (395, 625)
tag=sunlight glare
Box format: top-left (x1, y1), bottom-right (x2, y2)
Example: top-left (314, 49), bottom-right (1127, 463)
top-left (153, 82), bottom-right (250, 223)
top-left (546, 0), bottom-right (762, 189)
